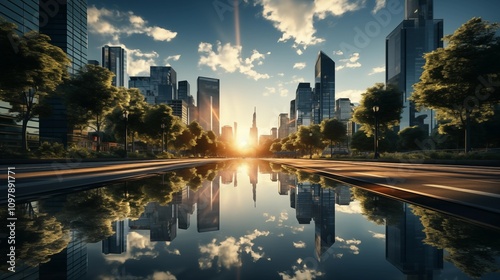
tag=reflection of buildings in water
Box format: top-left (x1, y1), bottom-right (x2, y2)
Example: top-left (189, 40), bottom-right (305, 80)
top-left (248, 161), bottom-right (259, 207)
top-left (278, 173), bottom-right (296, 195)
top-left (270, 172), bottom-right (278, 182)
top-left (335, 186), bottom-right (351, 206)
top-left (386, 203), bottom-right (443, 279)
top-left (129, 202), bottom-right (177, 241)
top-left (295, 182), bottom-right (313, 224)
top-left (178, 187), bottom-right (196, 230)
top-left (197, 176), bottom-right (220, 233)
top-left (312, 185), bottom-right (336, 261)
top-left (102, 220), bottom-right (127, 254)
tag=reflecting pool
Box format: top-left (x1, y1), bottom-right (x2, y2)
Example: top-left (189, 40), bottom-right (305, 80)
top-left (1, 159), bottom-right (499, 279)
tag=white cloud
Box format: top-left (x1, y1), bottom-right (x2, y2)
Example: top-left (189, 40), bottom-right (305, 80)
top-left (198, 41), bottom-right (270, 81)
top-left (336, 89), bottom-right (364, 103)
top-left (368, 66), bottom-right (385, 75)
top-left (333, 50), bottom-right (344, 56)
top-left (277, 72), bottom-right (285, 77)
top-left (198, 229), bottom-right (270, 270)
top-left (88, 6), bottom-right (177, 43)
top-left (336, 201), bottom-right (363, 214)
top-left (293, 62), bottom-right (306, 70)
top-left (165, 55), bottom-right (181, 66)
top-left (369, 230), bottom-right (385, 239)
top-left (337, 52), bottom-right (362, 70)
top-left (256, 0), bottom-right (365, 52)
top-left (278, 259), bottom-right (325, 280)
top-left (122, 46), bottom-right (159, 76)
top-left (151, 271), bottom-right (177, 280)
top-left (335, 236), bottom-right (361, 255)
top-left (263, 82), bottom-right (289, 97)
top-left (372, 0), bottom-right (386, 14)
top-left (293, 241), bottom-right (306, 248)
top-left (263, 213), bottom-right (276, 222)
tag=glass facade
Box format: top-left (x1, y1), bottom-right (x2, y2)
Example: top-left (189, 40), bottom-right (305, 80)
top-left (295, 82), bottom-right (313, 127)
top-left (102, 45), bottom-right (127, 87)
top-left (315, 51), bottom-right (336, 123)
top-left (0, 0), bottom-right (39, 34)
top-left (178, 80), bottom-right (190, 101)
top-left (197, 76), bottom-right (220, 135)
top-left (150, 66), bottom-right (177, 104)
top-left (129, 76), bottom-right (154, 104)
top-left (386, 0), bottom-right (443, 134)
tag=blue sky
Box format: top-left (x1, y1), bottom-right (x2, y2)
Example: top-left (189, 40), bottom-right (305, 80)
top-left (86, 0), bottom-right (500, 143)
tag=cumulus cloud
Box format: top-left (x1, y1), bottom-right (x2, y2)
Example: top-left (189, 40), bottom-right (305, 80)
top-left (256, 0), bottom-right (366, 52)
top-left (293, 62), bottom-right (306, 70)
top-left (198, 41), bottom-right (270, 81)
top-left (369, 230), bottom-right (385, 239)
top-left (165, 54), bottom-right (181, 66)
top-left (198, 229), bottom-right (270, 270)
top-left (336, 89), bottom-right (364, 103)
top-left (88, 6), bottom-right (177, 43)
top-left (372, 0), bottom-right (386, 14)
top-left (337, 52), bottom-right (362, 70)
top-left (278, 258), bottom-right (325, 280)
top-left (335, 236), bottom-right (361, 255)
top-left (336, 201), bottom-right (363, 214)
top-left (263, 82), bottom-right (289, 97)
top-left (263, 213), bottom-right (276, 222)
top-left (293, 241), bottom-right (306, 248)
top-left (368, 66), bottom-right (385, 75)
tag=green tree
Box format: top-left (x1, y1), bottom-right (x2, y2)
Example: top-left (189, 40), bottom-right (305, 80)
top-left (295, 124), bottom-right (324, 159)
top-left (352, 83), bottom-right (402, 135)
top-left (411, 18), bottom-right (500, 153)
top-left (398, 126), bottom-right (428, 151)
top-left (0, 21), bottom-right (70, 151)
top-left (321, 118), bottom-right (347, 157)
top-left (142, 104), bottom-right (176, 151)
top-left (350, 130), bottom-right (373, 152)
top-left (63, 65), bottom-right (120, 151)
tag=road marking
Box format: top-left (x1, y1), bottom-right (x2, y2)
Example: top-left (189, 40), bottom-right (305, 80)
top-left (355, 172), bottom-right (385, 178)
top-left (326, 168), bottom-right (342, 171)
top-left (423, 184), bottom-right (500, 199)
top-left (466, 179), bottom-right (499, 184)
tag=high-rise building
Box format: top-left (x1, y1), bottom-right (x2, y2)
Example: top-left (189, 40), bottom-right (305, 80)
top-left (221, 125), bottom-right (234, 143)
top-left (296, 83), bottom-right (313, 126)
top-left (249, 107), bottom-right (258, 147)
top-left (167, 99), bottom-right (188, 124)
top-left (197, 76), bottom-right (220, 135)
top-left (129, 76), bottom-right (154, 104)
top-left (38, 0), bottom-right (88, 147)
top-left (335, 98), bottom-right (352, 121)
top-left (178, 80), bottom-right (190, 102)
top-left (289, 100), bottom-right (296, 134)
top-left (0, 1), bottom-right (41, 150)
top-left (278, 113), bottom-right (289, 139)
top-left (386, 0), bottom-right (443, 133)
top-left (314, 51), bottom-right (335, 123)
top-left (102, 45), bottom-right (127, 87)
top-left (151, 66), bottom-right (177, 104)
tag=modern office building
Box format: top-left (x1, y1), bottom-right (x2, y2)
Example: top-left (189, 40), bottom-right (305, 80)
top-left (314, 51), bottom-right (335, 123)
top-left (151, 66), bottom-right (177, 104)
top-left (220, 125), bottom-right (234, 143)
top-left (386, 0), bottom-right (443, 133)
top-left (197, 76), bottom-right (220, 135)
top-left (38, 0), bottom-right (88, 147)
top-left (178, 80), bottom-right (190, 101)
top-left (102, 45), bottom-right (127, 87)
top-left (289, 99), bottom-right (296, 134)
top-left (278, 113), bottom-right (289, 139)
top-left (249, 107), bottom-right (258, 147)
top-left (0, 0), bottom-right (39, 34)
top-left (129, 76), bottom-right (154, 104)
top-left (296, 83), bottom-right (313, 127)
top-left (166, 99), bottom-right (188, 124)
top-left (335, 98), bottom-right (352, 121)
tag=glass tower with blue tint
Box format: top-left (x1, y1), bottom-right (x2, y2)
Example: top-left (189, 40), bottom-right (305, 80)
top-left (102, 45), bottom-right (127, 87)
top-left (386, 0), bottom-right (443, 134)
top-left (39, 0), bottom-right (88, 147)
top-left (314, 51), bottom-right (336, 123)
top-left (197, 76), bottom-right (220, 135)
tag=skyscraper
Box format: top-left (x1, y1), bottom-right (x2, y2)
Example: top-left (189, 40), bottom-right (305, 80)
top-left (249, 107), bottom-right (258, 147)
top-left (197, 76), bottom-right (220, 135)
top-left (314, 51), bottom-right (335, 123)
top-left (296, 82), bottom-right (313, 126)
top-left (1, 0), bottom-right (39, 34)
top-left (178, 80), bottom-right (190, 101)
top-left (38, 0), bottom-right (88, 147)
top-left (129, 76), bottom-right (154, 104)
top-left (151, 66), bottom-right (177, 104)
top-left (102, 45), bottom-right (127, 87)
top-left (278, 113), bottom-right (289, 139)
top-left (386, 0), bottom-right (443, 133)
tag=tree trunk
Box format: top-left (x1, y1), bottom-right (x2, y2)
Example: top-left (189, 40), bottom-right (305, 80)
top-left (465, 111), bottom-right (471, 154)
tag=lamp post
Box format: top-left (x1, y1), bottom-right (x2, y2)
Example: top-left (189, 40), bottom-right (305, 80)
top-left (123, 110), bottom-right (129, 158)
top-left (161, 123), bottom-right (165, 152)
top-left (309, 132), bottom-right (313, 159)
top-left (372, 106), bottom-right (379, 159)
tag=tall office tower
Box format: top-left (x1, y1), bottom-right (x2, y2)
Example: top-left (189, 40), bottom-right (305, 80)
top-left (296, 82), bottom-right (313, 126)
top-left (197, 76), bottom-right (220, 135)
top-left (314, 51), bottom-right (335, 123)
top-left (102, 45), bottom-right (127, 87)
top-left (178, 80), bottom-right (190, 101)
top-left (151, 66), bottom-right (177, 104)
top-left (289, 99), bottom-right (296, 134)
top-left (249, 107), bottom-right (258, 147)
top-left (220, 125), bottom-right (234, 143)
top-left (197, 177), bottom-right (220, 232)
top-left (278, 113), bottom-right (289, 139)
top-left (167, 99), bottom-right (188, 124)
top-left (0, 1), bottom-right (40, 150)
top-left (129, 76), bottom-right (154, 104)
top-left (386, 0), bottom-right (443, 133)
top-left (39, 0), bottom-right (88, 148)
top-left (335, 98), bottom-right (352, 121)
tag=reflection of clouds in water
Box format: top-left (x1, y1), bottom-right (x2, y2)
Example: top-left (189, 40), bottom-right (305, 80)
top-left (293, 241), bottom-right (306, 248)
top-left (336, 201), bottom-right (362, 214)
top-left (278, 258), bottom-right (324, 280)
top-left (335, 236), bottom-right (361, 255)
top-left (98, 269), bottom-right (177, 280)
top-left (263, 212), bottom-right (276, 222)
top-left (198, 229), bottom-right (270, 270)
top-left (368, 230), bottom-right (385, 239)
top-left (279, 211), bottom-right (289, 222)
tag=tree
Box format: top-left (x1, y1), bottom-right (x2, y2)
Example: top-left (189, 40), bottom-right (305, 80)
top-left (0, 21), bottom-right (70, 151)
top-left (411, 18), bottom-right (500, 153)
top-left (352, 83), bottom-right (402, 136)
top-left (63, 65), bottom-right (120, 151)
top-left (398, 126), bottom-right (428, 151)
top-left (321, 118), bottom-right (347, 157)
top-left (142, 104), bottom-right (177, 151)
top-left (350, 130), bottom-right (373, 152)
top-left (295, 124), bottom-right (324, 159)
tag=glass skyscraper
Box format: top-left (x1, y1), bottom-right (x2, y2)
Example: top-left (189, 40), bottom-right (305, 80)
top-left (386, 0), bottom-right (443, 133)
top-left (197, 76), bottom-right (220, 135)
top-left (102, 45), bottom-right (127, 87)
top-left (295, 82), bottom-right (313, 127)
top-left (314, 51), bottom-right (336, 123)
top-left (0, 0), bottom-right (39, 34)
top-left (150, 66), bottom-right (177, 104)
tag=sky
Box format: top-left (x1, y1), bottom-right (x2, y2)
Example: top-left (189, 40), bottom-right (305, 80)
top-left (86, 0), bottom-right (500, 144)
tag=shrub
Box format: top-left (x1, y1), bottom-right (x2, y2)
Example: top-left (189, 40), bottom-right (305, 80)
top-left (34, 142), bottom-right (66, 158)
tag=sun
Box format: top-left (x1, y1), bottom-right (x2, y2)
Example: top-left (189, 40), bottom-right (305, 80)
top-left (238, 140), bottom-right (248, 148)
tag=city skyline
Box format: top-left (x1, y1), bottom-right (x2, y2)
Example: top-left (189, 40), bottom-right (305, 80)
top-left (86, 0), bottom-right (499, 143)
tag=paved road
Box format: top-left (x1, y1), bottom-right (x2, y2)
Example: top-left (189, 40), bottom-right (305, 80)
top-left (267, 159), bottom-right (500, 229)
top-left (0, 158), bottom-right (229, 203)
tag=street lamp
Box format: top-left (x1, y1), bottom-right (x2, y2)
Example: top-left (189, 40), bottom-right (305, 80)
top-left (372, 105), bottom-right (380, 159)
top-left (309, 132), bottom-right (313, 159)
top-left (161, 123), bottom-right (165, 152)
top-left (123, 110), bottom-right (129, 158)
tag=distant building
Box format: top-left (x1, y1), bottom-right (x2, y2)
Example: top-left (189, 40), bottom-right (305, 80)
top-left (197, 77), bottom-right (220, 135)
top-left (296, 83), bottom-right (313, 126)
top-left (87, 60), bottom-right (99, 66)
top-left (167, 99), bottom-right (188, 124)
top-left (151, 66), bottom-right (177, 104)
top-left (102, 45), bottom-right (127, 87)
top-left (289, 100), bottom-right (296, 134)
top-left (178, 80), bottom-right (190, 102)
top-left (249, 107), bottom-right (258, 146)
top-left (335, 98), bottom-right (352, 121)
top-left (278, 113), bottom-right (289, 139)
top-left (386, 0), bottom-right (443, 134)
top-left (314, 51), bottom-right (335, 123)
top-left (129, 76), bottom-right (154, 104)
top-left (221, 125), bottom-right (234, 144)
